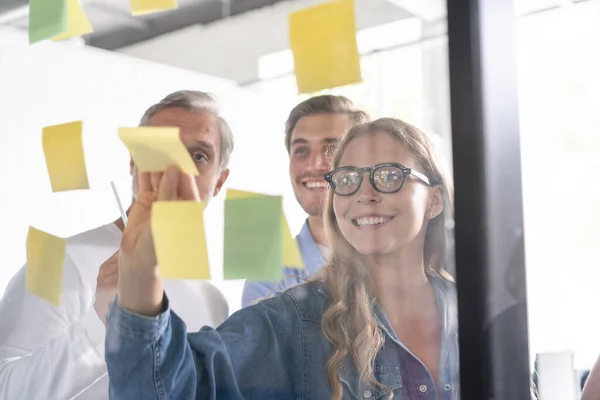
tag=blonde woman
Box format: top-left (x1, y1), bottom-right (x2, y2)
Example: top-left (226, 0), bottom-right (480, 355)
top-left (105, 118), bottom-right (459, 399)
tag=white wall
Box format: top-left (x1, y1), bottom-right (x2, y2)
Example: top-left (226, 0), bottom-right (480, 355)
top-left (0, 27), bottom-right (305, 312)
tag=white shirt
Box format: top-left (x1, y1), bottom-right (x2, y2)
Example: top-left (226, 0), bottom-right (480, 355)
top-left (0, 223), bottom-right (229, 400)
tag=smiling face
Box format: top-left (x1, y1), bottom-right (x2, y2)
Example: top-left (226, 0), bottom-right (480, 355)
top-left (289, 113), bottom-right (353, 217)
top-left (333, 131), bottom-right (443, 257)
top-left (131, 107), bottom-right (229, 202)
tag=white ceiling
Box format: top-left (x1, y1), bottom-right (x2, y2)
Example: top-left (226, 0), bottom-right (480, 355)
top-left (0, 0), bottom-right (286, 49)
top-left (3, 0), bottom-right (214, 32)
top-left (0, 0), bottom-right (588, 50)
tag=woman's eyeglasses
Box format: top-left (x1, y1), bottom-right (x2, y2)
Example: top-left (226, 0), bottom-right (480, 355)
top-left (324, 163), bottom-right (432, 196)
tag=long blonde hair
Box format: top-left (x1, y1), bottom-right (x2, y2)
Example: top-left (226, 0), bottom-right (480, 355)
top-left (318, 117), bottom-right (454, 399)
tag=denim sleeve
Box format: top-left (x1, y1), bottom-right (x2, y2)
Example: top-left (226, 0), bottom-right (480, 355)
top-left (105, 297), bottom-right (198, 400)
top-left (105, 293), bottom-right (302, 400)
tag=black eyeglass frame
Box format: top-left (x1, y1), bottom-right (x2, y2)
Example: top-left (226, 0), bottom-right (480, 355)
top-left (324, 162), bottom-right (433, 196)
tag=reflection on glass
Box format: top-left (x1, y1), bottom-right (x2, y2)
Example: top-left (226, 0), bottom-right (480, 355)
top-left (105, 116), bottom-right (460, 400)
top-left (0, 0), bottom-right (455, 397)
top-left (518, 1), bottom-right (600, 397)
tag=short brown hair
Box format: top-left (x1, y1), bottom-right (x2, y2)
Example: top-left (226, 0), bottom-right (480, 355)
top-left (284, 95), bottom-right (369, 153)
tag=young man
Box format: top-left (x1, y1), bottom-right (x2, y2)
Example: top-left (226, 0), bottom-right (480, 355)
top-left (0, 90), bottom-right (234, 399)
top-left (242, 95), bottom-right (368, 307)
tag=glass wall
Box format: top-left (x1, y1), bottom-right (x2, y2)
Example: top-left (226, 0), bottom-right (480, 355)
top-left (0, 0), bottom-right (598, 398)
top-left (249, 0), bottom-right (600, 392)
top-left (517, 0), bottom-right (600, 383)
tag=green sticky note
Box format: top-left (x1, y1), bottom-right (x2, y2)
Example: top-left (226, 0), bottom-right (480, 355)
top-left (29, 0), bottom-right (68, 44)
top-left (224, 196), bottom-right (283, 280)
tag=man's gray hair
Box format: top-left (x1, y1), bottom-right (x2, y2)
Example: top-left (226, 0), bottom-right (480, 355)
top-left (139, 90), bottom-right (234, 170)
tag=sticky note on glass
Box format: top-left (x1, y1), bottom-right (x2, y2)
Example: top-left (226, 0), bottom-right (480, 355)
top-left (130, 0), bottom-right (178, 16)
top-left (152, 201), bottom-right (210, 280)
top-left (42, 121), bottom-right (90, 192)
top-left (29, 0), bottom-right (93, 45)
top-left (26, 227), bottom-right (67, 306)
top-left (52, 0), bottom-right (94, 42)
top-left (289, 0), bottom-right (362, 94)
top-left (118, 127), bottom-right (199, 175)
top-left (224, 190), bottom-right (303, 281)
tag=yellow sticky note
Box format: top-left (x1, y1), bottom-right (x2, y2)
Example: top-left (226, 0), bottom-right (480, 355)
top-left (130, 0), bottom-right (178, 16)
top-left (226, 189), bottom-right (303, 268)
top-left (281, 213), bottom-right (303, 268)
top-left (151, 201), bottom-right (210, 280)
top-left (119, 127), bottom-right (199, 175)
top-left (289, 0), bottom-right (362, 94)
top-left (26, 227), bottom-right (67, 306)
top-left (42, 121), bottom-right (90, 192)
top-left (52, 0), bottom-right (93, 42)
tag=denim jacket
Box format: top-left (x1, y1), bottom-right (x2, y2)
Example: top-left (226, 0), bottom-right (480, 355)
top-left (105, 276), bottom-right (460, 400)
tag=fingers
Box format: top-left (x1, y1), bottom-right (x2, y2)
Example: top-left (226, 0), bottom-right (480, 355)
top-left (98, 262), bottom-right (118, 280)
top-left (158, 166), bottom-right (181, 201)
top-left (97, 252), bottom-right (119, 287)
top-left (136, 169), bottom-right (163, 195)
top-left (178, 172), bottom-right (201, 201)
top-left (126, 166), bottom-right (199, 258)
top-left (138, 165), bottom-right (200, 202)
top-left (107, 250), bottom-right (120, 263)
top-left (150, 172), bottom-right (163, 193)
top-left (99, 269), bottom-right (119, 287)
top-left (98, 252), bottom-right (119, 278)
top-left (138, 170), bottom-right (153, 192)
top-left (158, 166), bottom-right (200, 201)
top-left (122, 168), bottom-right (172, 255)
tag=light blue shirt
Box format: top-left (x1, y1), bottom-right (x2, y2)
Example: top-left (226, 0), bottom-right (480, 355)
top-left (241, 219), bottom-right (325, 308)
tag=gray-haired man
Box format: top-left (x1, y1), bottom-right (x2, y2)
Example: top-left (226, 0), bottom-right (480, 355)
top-left (0, 90), bottom-right (233, 399)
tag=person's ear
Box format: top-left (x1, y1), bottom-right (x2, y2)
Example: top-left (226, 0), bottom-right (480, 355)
top-left (427, 185), bottom-right (444, 220)
top-left (212, 169), bottom-right (230, 197)
top-left (129, 157), bottom-right (135, 176)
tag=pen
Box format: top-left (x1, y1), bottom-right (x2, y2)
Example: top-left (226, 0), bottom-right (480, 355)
top-left (110, 181), bottom-right (128, 226)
